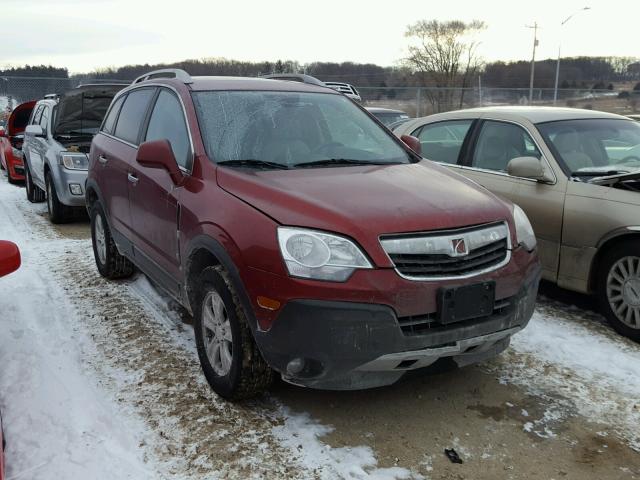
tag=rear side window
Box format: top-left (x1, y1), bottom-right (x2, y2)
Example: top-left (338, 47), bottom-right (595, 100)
top-left (31, 105), bottom-right (44, 125)
top-left (144, 90), bottom-right (191, 169)
top-left (412, 120), bottom-right (473, 164)
top-left (114, 88), bottom-right (154, 145)
top-left (102, 95), bottom-right (125, 135)
top-left (39, 107), bottom-right (50, 134)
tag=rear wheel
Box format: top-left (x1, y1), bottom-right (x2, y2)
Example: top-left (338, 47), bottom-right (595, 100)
top-left (90, 203), bottom-right (135, 279)
top-left (194, 266), bottom-right (272, 400)
top-left (46, 172), bottom-right (71, 224)
top-left (25, 162), bottom-right (45, 203)
top-left (598, 241), bottom-right (640, 342)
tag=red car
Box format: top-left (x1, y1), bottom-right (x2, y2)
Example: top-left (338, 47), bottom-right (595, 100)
top-left (87, 69), bottom-right (540, 400)
top-left (0, 101), bottom-right (36, 183)
top-left (0, 239), bottom-right (21, 480)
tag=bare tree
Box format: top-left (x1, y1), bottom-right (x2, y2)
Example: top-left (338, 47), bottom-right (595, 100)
top-left (404, 20), bottom-right (486, 112)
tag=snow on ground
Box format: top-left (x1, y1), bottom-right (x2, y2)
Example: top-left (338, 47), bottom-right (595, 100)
top-left (495, 305), bottom-right (640, 450)
top-left (0, 180), bottom-right (418, 479)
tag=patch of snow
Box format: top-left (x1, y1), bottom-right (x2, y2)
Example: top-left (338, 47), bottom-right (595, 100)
top-left (272, 407), bottom-right (421, 480)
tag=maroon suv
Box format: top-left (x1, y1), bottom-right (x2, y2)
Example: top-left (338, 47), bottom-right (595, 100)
top-left (87, 69), bottom-right (541, 400)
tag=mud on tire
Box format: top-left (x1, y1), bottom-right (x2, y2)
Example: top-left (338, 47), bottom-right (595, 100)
top-left (90, 203), bottom-right (135, 279)
top-left (194, 266), bottom-right (273, 400)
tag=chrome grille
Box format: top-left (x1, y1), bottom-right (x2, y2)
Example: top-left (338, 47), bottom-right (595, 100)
top-left (380, 222), bottom-right (510, 280)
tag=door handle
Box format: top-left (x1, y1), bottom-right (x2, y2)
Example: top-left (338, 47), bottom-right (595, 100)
top-left (98, 155), bottom-right (108, 165)
top-left (127, 173), bottom-right (139, 184)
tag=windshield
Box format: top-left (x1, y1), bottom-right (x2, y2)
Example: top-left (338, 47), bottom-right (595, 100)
top-left (192, 91), bottom-right (410, 169)
top-left (538, 119), bottom-right (640, 176)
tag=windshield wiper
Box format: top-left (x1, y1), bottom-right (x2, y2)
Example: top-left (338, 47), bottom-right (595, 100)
top-left (572, 169), bottom-right (630, 177)
top-left (294, 158), bottom-right (392, 168)
top-left (217, 159), bottom-right (290, 170)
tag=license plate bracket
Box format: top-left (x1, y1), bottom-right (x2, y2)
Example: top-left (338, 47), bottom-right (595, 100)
top-left (438, 281), bottom-right (495, 325)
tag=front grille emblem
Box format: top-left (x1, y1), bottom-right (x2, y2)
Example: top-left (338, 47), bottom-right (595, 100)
top-left (451, 238), bottom-right (468, 256)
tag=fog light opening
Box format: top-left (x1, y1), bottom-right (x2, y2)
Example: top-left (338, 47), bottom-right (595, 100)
top-left (286, 357), bottom-right (306, 376)
top-left (69, 183), bottom-right (83, 195)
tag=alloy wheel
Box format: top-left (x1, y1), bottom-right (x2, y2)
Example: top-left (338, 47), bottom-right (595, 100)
top-left (202, 290), bottom-right (233, 376)
top-left (606, 256), bottom-right (640, 329)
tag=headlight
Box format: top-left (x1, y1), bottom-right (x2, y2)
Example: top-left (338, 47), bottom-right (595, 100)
top-left (11, 147), bottom-right (23, 159)
top-left (513, 204), bottom-right (536, 251)
top-left (277, 227), bottom-right (372, 281)
top-left (60, 152), bottom-right (89, 170)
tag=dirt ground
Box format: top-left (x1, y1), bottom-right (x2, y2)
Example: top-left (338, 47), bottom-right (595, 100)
top-left (5, 183), bottom-right (640, 480)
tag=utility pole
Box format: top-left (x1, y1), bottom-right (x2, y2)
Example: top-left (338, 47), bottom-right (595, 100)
top-left (526, 22), bottom-right (539, 104)
top-left (553, 7), bottom-right (591, 105)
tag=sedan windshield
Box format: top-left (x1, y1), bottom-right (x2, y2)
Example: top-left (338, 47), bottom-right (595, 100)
top-left (538, 119), bottom-right (640, 176)
top-left (192, 91), bottom-right (410, 169)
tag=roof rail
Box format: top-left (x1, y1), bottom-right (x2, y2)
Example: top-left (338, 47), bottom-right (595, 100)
top-left (261, 73), bottom-right (326, 87)
top-left (43, 93), bottom-right (59, 99)
top-left (132, 68), bottom-right (193, 85)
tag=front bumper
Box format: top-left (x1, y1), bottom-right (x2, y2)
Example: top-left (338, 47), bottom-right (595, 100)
top-left (52, 167), bottom-right (88, 207)
top-left (254, 265), bottom-right (540, 390)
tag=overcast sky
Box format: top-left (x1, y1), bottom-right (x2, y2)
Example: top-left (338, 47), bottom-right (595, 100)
top-left (3, 0), bottom-right (639, 74)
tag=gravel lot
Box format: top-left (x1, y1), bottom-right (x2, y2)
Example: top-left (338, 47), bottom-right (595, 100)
top-left (0, 179), bottom-right (638, 479)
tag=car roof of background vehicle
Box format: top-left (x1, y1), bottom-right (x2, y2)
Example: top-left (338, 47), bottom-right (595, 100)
top-left (366, 107), bottom-right (408, 115)
top-left (423, 106), bottom-right (628, 125)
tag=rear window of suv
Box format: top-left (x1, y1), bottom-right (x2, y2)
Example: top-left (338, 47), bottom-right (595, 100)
top-left (192, 91), bottom-right (409, 168)
top-left (114, 88), bottom-right (154, 144)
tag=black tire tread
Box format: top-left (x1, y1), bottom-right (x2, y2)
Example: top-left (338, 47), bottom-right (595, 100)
top-left (197, 266), bottom-right (273, 400)
top-left (25, 162), bottom-right (45, 203)
top-left (91, 204), bottom-right (135, 280)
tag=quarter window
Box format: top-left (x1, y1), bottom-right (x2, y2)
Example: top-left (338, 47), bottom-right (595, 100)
top-left (102, 95), bottom-right (125, 135)
top-left (472, 121), bottom-right (541, 172)
top-left (31, 105), bottom-right (44, 125)
top-left (144, 90), bottom-right (191, 169)
top-left (114, 88), bottom-right (154, 145)
top-left (39, 107), bottom-right (50, 134)
top-left (412, 120), bottom-right (473, 164)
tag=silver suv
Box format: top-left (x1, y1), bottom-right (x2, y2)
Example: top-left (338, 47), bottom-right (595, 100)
top-left (23, 84), bottom-right (125, 223)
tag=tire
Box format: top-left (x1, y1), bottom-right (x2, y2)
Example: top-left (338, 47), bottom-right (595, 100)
top-left (194, 266), bottom-right (273, 400)
top-left (45, 172), bottom-right (71, 224)
top-left (6, 167), bottom-right (17, 184)
top-left (90, 203), bottom-right (135, 279)
top-left (25, 162), bottom-right (45, 203)
top-left (597, 240), bottom-right (640, 342)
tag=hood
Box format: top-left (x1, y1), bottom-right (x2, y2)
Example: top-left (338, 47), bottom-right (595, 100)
top-left (7, 101), bottom-right (36, 136)
top-left (53, 84), bottom-right (126, 137)
top-left (217, 161), bottom-right (513, 241)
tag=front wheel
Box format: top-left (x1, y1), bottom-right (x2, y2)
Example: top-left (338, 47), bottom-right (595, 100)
top-left (598, 241), bottom-right (640, 342)
top-left (90, 203), bottom-right (135, 279)
top-left (194, 266), bottom-right (272, 400)
top-left (46, 173), bottom-right (71, 224)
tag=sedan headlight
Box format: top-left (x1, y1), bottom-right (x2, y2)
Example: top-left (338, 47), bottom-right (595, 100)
top-left (60, 152), bottom-right (89, 170)
top-left (513, 204), bottom-right (536, 251)
top-left (277, 227), bottom-right (372, 281)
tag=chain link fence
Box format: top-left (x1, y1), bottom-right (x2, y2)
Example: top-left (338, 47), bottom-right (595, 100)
top-left (358, 86), bottom-right (639, 117)
top-left (0, 76), bottom-right (130, 111)
top-left (1, 76), bottom-right (638, 119)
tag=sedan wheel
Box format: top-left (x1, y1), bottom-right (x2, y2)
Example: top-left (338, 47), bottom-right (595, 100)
top-left (202, 290), bottom-right (233, 376)
top-left (606, 256), bottom-right (640, 329)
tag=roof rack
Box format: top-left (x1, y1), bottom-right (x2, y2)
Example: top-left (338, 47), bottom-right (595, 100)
top-left (43, 93), bottom-right (59, 99)
top-left (261, 73), bottom-right (326, 87)
top-left (132, 68), bottom-right (193, 85)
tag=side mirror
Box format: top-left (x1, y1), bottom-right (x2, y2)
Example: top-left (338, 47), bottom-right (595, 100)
top-left (0, 240), bottom-right (21, 278)
top-left (507, 156), bottom-right (554, 183)
top-left (400, 134), bottom-right (422, 156)
top-left (136, 139), bottom-right (184, 185)
top-left (25, 124), bottom-right (44, 137)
